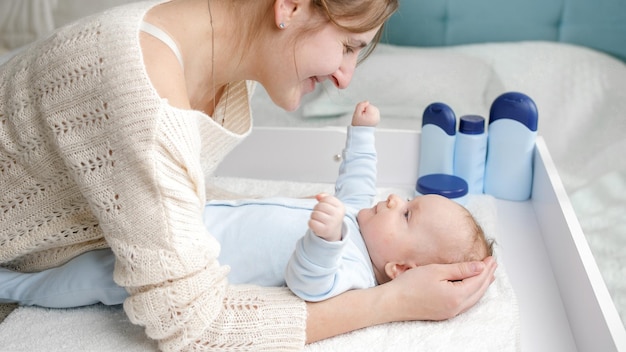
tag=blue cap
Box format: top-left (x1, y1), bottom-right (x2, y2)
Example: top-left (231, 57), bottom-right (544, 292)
top-left (489, 92), bottom-right (538, 131)
top-left (422, 102), bottom-right (456, 136)
top-left (459, 115), bottom-right (485, 134)
top-left (416, 174), bottom-right (468, 199)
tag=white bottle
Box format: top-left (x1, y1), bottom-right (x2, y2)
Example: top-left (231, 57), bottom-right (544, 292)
top-left (418, 102), bottom-right (456, 177)
top-left (484, 92), bottom-right (539, 201)
top-left (454, 115), bottom-right (487, 194)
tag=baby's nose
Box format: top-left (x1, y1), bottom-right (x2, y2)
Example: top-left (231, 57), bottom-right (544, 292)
top-left (386, 194), bottom-right (400, 208)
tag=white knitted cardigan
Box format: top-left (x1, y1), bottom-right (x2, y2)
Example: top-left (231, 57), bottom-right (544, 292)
top-left (0, 1), bottom-right (307, 350)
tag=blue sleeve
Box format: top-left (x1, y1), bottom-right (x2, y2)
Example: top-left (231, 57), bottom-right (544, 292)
top-left (334, 126), bottom-right (377, 210)
top-left (284, 225), bottom-right (346, 301)
top-left (284, 223), bottom-right (373, 302)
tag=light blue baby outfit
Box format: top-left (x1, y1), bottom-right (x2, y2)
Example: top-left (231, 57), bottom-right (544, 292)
top-left (0, 126), bottom-right (377, 306)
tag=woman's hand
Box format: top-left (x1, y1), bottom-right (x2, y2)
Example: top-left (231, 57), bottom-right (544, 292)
top-left (305, 256), bottom-right (497, 343)
top-left (385, 256), bottom-right (498, 321)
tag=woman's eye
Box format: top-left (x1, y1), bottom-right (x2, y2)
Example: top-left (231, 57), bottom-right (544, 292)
top-left (344, 44), bottom-right (355, 54)
top-left (404, 211), bottom-right (410, 220)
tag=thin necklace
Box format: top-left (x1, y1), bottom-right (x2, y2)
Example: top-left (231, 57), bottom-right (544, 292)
top-left (207, 0), bottom-right (228, 126)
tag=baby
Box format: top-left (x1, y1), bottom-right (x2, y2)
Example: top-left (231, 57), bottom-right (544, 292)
top-left (284, 101), bottom-right (492, 300)
top-left (0, 101), bottom-right (493, 306)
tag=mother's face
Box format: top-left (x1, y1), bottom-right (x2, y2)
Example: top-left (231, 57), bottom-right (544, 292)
top-left (264, 21), bottom-right (381, 112)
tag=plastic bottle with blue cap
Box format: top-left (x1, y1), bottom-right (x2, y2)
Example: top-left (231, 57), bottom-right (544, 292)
top-left (484, 92), bottom-right (539, 201)
top-left (454, 115), bottom-right (487, 195)
top-left (418, 102), bottom-right (456, 177)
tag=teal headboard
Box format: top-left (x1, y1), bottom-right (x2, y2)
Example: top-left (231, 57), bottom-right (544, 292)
top-left (383, 0), bottom-right (626, 62)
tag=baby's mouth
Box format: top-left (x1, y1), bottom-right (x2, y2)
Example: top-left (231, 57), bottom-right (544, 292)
top-left (374, 202), bottom-right (382, 214)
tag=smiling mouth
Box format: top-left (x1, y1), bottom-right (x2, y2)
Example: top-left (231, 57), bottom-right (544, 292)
top-left (303, 77), bottom-right (317, 94)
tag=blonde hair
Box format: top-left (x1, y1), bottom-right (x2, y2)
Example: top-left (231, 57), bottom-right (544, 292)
top-left (228, 0), bottom-right (399, 64)
top-left (464, 214), bottom-right (495, 262)
top-left (312, 0), bottom-right (399, 62)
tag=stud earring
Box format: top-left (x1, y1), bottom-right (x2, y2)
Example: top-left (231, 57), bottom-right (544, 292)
top-left (279, 22), bottom-right (285, 29)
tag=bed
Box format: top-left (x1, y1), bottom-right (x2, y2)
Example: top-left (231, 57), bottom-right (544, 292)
top-left (0, 0), bottom-right (625, 351)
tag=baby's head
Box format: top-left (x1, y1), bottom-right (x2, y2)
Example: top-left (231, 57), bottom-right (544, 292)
top-left (357, 194), bottom-right (493, 284)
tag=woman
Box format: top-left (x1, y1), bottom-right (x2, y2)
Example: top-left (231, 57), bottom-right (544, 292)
top-left (0, 0), bottom-right (497, 350)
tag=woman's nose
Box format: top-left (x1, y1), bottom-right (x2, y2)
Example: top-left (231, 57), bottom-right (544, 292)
top-left (331, 56), bottom-right (357, 89)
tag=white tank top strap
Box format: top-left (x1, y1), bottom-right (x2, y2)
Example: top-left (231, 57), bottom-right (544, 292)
top-left (140, 21), bottom-right (184, 70)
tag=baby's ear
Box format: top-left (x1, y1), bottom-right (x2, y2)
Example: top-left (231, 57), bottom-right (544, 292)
top-left (384, 262), bottom-right (416, 280)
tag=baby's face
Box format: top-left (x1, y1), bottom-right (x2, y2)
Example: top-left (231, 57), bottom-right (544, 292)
top-left (357, 194), bottom-right (473, 278)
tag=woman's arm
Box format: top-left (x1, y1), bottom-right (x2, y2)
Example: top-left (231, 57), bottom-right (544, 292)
top-left (305, 256), bottom-right (497, 343)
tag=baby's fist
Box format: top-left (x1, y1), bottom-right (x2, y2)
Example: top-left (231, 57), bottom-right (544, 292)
top-left (308, 194), bottom-right (345, 242)
top-left (352, 100), bottom-right (380, 127)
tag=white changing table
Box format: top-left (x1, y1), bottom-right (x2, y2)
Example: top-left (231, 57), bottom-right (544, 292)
top-left (216, 127), bottom-right (626, 352)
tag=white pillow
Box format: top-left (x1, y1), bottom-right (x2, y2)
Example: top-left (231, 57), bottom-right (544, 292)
top-left (301, 44), bottom-right (504, 120)
top-left (448, 41), bottom-right (626, 187)
top-left (0, 0), bottom-right (55, 50)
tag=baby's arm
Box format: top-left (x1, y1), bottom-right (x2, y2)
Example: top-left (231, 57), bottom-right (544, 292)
top-left (285, 195), bottom-right (352, 301)
top-left (334, 101), bottom-right (379, 209)
top-left (285, 102), bottom-right (381, 301)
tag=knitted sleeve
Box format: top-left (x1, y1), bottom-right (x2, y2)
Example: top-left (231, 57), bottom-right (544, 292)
top-left (71, 106), bottom-right (307, 350)
top-left (116, 112), bottom-right (307, 351)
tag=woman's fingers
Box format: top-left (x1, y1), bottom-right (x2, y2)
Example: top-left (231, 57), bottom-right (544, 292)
top-left (451, 257), bottom-right (498, 314)
top-left (388, 257), bottom-right (498, 321)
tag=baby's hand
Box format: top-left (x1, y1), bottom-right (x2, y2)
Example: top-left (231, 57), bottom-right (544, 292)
top-left (308, 194), bottom-right (345, 242)
top-left (352, 100), bottom-right (380, 127)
